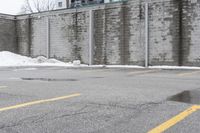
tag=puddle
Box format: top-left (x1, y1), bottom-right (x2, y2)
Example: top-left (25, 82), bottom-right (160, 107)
top-left (168, 90), bottom-right (200, 105)
top-left (21, 78), bottom-right (78, 82)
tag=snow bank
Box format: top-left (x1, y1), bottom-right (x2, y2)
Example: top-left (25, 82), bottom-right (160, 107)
top-left (149, 65), bottom-right (200, 70)
top-left (0, 51), bottom-right (82, 67)
top-left (90, 65), bottom-right (200, 69)
top-left (0, 51), bottom-right (200, 69)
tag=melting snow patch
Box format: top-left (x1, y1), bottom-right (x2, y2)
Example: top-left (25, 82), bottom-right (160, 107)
top-left (149, 66), bottom-right (200, 70)
top-left (0, 51), bottom-right (82, 67)
top-left (1, 51), bottom-right (200, 69)
top-left (73, 60), bottom-right (81, 66)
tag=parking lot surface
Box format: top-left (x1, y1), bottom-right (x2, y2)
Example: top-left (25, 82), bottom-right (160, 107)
top-left (0, 67), bottom-right (200, 133)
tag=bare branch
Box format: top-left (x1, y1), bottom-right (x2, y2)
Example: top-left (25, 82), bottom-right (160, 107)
top-left (20, 0), bottom-right (56, 14)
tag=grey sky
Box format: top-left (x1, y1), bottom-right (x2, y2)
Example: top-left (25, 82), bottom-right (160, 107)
top-left (0, 0), bottom-right (24, 15)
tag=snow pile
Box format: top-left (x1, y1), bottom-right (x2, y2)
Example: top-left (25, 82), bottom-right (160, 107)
top-left (0, 51), bottom-right (200, 69)
top-left (0, 51), bottom-right (82, 67)
top-left (149, 65), bottom-right (200, 70)
top-left (72, 60), bottom-right (81, 66)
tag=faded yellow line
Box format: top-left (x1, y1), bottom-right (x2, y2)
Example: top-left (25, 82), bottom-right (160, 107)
top-left (0, 86), bottom-right (7, 89)
top-left (178, 71), bottom-right (200, 77)
top-left (128, 70), bottom-right (157, 75)
top-left (195, 105), bottom-right (200, 109)
top-left (148, 105), bottom-right (200, 133)
top-left (0, 93), bottom-right (81, 112)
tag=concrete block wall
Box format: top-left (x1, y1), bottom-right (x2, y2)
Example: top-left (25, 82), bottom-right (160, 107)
top-left (147, 0), bottom-right (180, 66)
top-left (125, 1), bottom-right (145, 66)
top-left (93, 2), bottom-right (145, 65)
top-left (49, 12), bottom-right (90, 63)
top-left (91, 4), bottom-right (125, 65)
top-left (182, 0), bottom-right (200, 66)
top-left (49, 14), bottom-right (74, 62)
top-left (93, 0), bottom-right (181, 66)
top-left (16, 10), bottom-right (90, 64)
top-left (104, 4), bottom-right (123, 65)
top-left (16, 18), bottom-right (31, 56)
top-left (0, 0), bottom-right (200, 66)
top-left (31, 16), bottom-right (49, 57)
top-left (0, 14), bottom-right (17, 53)
top-left (93, 9), bottom-right (107, 64)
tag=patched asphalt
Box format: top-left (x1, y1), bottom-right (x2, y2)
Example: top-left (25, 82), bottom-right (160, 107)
top-left (0, 67), bottom-right (200, 133)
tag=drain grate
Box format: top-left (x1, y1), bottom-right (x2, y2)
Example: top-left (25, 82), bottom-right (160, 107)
top-left (21, 78), bottom-right (78, 82)
top-left (167, 90), bottom-right (200, 105)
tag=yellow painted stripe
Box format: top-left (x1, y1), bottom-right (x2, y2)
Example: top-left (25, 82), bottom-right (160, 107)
top-left (0, 86), bottom-right (7, 89)
top-left (0, 93), bottom-right (81, 112)
top-left (128, 70), bottom-right (157, 75)
top-left (193, 105), bottom-right (200, 109)
top-left (178, 71), bottom-right (200, 77)
top-left (148, 105), bottom-right (200, 133)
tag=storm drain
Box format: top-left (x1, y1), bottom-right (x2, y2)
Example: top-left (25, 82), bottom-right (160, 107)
top-left (21, 78), bottom-right (78, 82)
top-left (167, 90), bottom-right (200, 105)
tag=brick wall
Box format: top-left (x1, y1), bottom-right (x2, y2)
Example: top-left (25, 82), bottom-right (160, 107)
top-left (93, 0), bottom-right (181, 66)
top-left (147, 0), bottom-right (180, 66)
top-left (182, 0), bottom-right (200, 66)
top-left (16, 17), bottom-right (31, 56)
top-left (16, 9), bottom-right (90, 64)
top-left (0, 14), bottom-right (17, 53)
top-left (0, 0), bottom-right (200, 66)
top-left (49, 12), bottom-right (90, 63)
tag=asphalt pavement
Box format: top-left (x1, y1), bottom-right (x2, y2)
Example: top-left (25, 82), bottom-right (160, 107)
top-left (0, 67), bottom-right (200, 133)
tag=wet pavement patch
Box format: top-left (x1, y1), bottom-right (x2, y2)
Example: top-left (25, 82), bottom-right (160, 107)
top-left (167, 90), bottom-right (200, 105)
top-left (21, 78), bottom-right (78, 82)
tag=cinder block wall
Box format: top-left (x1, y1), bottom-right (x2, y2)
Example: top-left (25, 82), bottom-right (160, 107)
top-left (93, 0), bottom-right (181, 66)
top-left (16, 9), bottom-right (90, 64)
top-left (93, 2), bottom-right (145, 65)
top-left (48, 12), bottom-right (90, 63)
top-left (182, 0), bottom-right (200, 67)
top-left (1, 0), bottom-right (200, 66)
top-left (0, 14), bottom-right (17, 53)
top-left (16, 18), bottom-right (31, 56)
top-left (147, 0), bottom-right (180, 66)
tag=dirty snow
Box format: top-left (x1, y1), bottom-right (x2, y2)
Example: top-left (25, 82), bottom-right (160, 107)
top-left (149, 65), bottom-right (200, 70)
top-left (87, 65), bottom-right (200, 70)
top-left (0, 51), bottom-right (83, 67)
top-left (0, 51), bottom-right (200, 70)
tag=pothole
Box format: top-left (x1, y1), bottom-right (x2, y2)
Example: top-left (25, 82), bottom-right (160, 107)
top-left (167, 90), bottom-right (200, 105)
top-left (21, 78), bottom-right (78, 82)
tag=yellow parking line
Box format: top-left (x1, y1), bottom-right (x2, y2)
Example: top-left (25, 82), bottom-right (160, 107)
top-left (0, 93), bottom-right (81, 112)
top-left (148, 105), bottom-right (200, 133)
top-left (178, 71), bottom-right (200, 77)
top-left (0, 86), bottom-right (7, 89)
top-left (128, 70), bottom-right (157, 75)
top-left (196, 105), bottom-right (200, 109)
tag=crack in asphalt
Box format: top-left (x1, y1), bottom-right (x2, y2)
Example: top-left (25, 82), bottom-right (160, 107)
top-left (0, 101), bottom-right (162, 131)
top-left (87, 101), bottom-right (162, 110)
top-left (0, 113), bottom-right (49, 131)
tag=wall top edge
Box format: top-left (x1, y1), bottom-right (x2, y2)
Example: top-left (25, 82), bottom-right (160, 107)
top-left (2, 0), bottom-right (176, 20)
top-left (15, 2), bottom-right (126, 20)
top-left (0, 13), bottom-right (16, 20)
